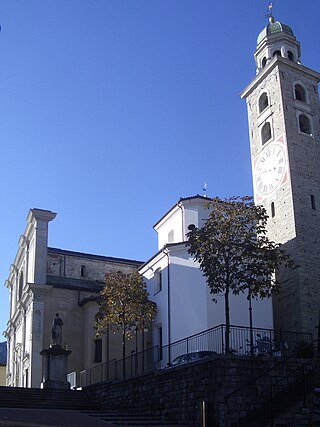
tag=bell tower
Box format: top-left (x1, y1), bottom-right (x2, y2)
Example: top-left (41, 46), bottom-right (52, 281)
top-left (241, 8), bottom-right (320, 334)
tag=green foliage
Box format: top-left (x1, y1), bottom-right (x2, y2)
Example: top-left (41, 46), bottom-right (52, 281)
top-left (187, 196), bottom-right (294, 352)
top-left (95, 270), bottom-right (156, 339)
top-left (95, 270), bottom-right (156, 377)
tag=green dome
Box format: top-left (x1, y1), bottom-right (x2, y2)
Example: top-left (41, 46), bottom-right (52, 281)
top-left (257, 19), bottom-right (294, 45)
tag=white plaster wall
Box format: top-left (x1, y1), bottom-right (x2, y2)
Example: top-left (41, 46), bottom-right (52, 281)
top-left (206, 286), bottom-right (273, 331)
top-left (183, 203), bottom-right (208, 235)
top-left (143, 248), bottom-right (209, 349)
top-left (156, 208), bottom-right (182, 250)
top-left (144, 254), bottom-right (169, 347)
top-left (143, 245), bottom-right (274, 359)
top-left (155, 200), bottom-right (210, 250)
top-left (169, 253), bottom-right (208, 342)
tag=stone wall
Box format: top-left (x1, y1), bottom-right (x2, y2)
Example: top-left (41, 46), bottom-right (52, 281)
top-left (244, 57), bottom-right (320, 335)
top-left (85, 355), bottom-right (302, 426)
top-left (47, 248), bottom-right (141, 281)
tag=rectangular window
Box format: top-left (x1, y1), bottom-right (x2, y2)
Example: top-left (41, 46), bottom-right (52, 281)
top-left (168, 230), bottom-right (174, 243)
top-left (94, 338), bottom-right (102, 363)
top-left (271, 202), bottom-right (275, 218)
top-left (80, 265), bottom-right (85, 277)
top-left (154, 270), bottom-right (162, 295)
top-left (311, 195), bottom-right (316, 210)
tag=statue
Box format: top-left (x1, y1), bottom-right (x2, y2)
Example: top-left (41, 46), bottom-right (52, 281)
top-left (51, 313), bottom-right (63, 347)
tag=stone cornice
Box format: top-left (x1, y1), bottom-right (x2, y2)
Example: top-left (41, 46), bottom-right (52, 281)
top-left (5, 209), bottom-right (57, 287)
top-left (29, 283), bottom-right (53, 302)
top-left (5, 280), bottom-right (12, 289)
top-left (241, 56), bottom-right (320, 99)
top-left (26, 209), bottom-right (56, 228)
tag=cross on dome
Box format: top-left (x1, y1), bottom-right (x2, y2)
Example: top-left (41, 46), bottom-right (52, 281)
top-left (267, 2), bottom-right (275, 23)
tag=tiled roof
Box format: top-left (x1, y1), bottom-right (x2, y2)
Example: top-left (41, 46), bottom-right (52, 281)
top-left (48, 247), bottom-right (144, 266)
top-left (46, 275), bottom-right (104, 293)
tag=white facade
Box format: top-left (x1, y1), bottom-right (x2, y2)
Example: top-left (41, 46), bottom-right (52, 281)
top-left (139, 196), bottom-right (274, 358)
top-left (4, 209), bottom-right (143, 388)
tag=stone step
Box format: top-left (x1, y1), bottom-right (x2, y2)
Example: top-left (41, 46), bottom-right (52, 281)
top-left (0, 386), bottom-right (97, 411)
top-left (82, 411), bottom-right (188, 427)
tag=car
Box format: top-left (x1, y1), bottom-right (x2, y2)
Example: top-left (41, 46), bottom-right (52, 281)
top-left (168, 351), bottom-right (217, 367)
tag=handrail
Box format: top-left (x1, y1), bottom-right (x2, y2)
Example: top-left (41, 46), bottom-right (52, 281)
top-left (224, 355), bottom-right (318, 426)
top-left (262, 355), bottom-right (316, 396)
top-left (80, 324), bottom-right (312, 387)
top-left (224, 355), bottom-right (291, 402)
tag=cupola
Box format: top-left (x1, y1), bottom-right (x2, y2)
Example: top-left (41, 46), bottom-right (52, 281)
top-left (254, 12), bottom-right (301, 74)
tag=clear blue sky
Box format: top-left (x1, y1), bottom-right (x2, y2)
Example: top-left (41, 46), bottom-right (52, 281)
top-left (0, 1), bottom-right (319, 337)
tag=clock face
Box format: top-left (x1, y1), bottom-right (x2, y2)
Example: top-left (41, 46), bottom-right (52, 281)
top-left (254, 143), bottom-right (287, 197)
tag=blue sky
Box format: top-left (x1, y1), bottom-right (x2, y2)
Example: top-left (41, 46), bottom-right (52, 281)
top-left (0, 0), bottom-right (319, 337)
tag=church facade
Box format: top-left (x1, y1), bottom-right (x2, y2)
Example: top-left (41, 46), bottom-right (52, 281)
top-left (4, 208), bottom-right (143, 388)
top-left (241, 12), bottom-right (320, 335)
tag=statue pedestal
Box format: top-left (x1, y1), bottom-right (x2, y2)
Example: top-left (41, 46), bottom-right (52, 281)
top-left (40, 346), bottom-right (72, 390)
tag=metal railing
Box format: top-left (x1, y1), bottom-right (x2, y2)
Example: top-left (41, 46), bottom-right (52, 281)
top-left (226, 357), bottom-right (318, 426)
top-left (258, 357), bottom-right (317, 426)
top-left (79, 324), bottom-right (313, 387)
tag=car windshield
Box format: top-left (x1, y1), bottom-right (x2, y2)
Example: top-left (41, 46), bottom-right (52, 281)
top-left (171, 351), bottom-right (216, 366)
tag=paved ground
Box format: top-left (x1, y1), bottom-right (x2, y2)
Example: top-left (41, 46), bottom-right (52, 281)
top-left (0, 409), bottom-right (112, 427)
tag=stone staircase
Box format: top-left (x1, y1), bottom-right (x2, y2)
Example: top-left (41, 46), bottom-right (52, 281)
top-left (229, 357), bottom-right (320, 427)
top-left (0, 385), bottom-right (97, 410)
top-left (0, 387), bottom-right (191, 427)
top-left (268, 390), bottom-right (320, 427)
top-left (82, 410), bottom-right (190, 427)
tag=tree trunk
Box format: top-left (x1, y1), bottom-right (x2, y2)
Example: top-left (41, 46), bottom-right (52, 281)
top-left (122, 328), bottom-right (126, 378)
top-left (224, 284), bottom-right (230, 353)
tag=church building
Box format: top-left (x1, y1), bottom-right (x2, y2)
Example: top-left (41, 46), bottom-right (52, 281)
top-left (4, 208), bottom-right (143, 388)
top-left (3, 8), bottom-right (320, 388)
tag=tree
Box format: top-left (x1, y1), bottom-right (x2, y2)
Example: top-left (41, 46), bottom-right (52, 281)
top-left (95, 270), bottom-right (156, 377)
top-left (187, 196), bottom-right (294, 353)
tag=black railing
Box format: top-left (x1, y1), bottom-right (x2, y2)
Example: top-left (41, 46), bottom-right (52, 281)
top-left (226, 357), bottom-right (318, 427)
top-left (79, 324), bottom-right (313, 387)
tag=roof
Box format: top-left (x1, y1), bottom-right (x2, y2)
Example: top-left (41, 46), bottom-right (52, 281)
top-left (153, 195), bottom-right (211, 230)
top-left (138, 242), bottom-right (187, 271)
top-left (48, 247), bottom-right (144, 266)
top-left (257, 19), bottom-right (294, 45)
top-left (46, 275), bottom-right (104, 293)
